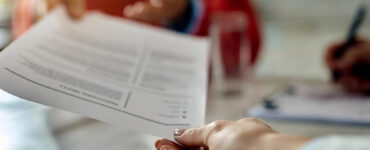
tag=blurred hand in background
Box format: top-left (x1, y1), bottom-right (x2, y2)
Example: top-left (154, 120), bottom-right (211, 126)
top-left (123, 0), bottom-right (188, 25)
top-left (326, 39), bottom-right (370, 94)
top-left (45, 0), bottom-right (188, 25)
top-left (44, 0), bottom-right (85, 19)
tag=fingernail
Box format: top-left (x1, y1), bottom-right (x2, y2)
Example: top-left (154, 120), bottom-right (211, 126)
top-left (155, 140), bottom-right (161, 148)
top-left (123, 6), bottom-right (134, 17)
top-left (173, 128), bottom-right (186, 136)
top-left (159, 147), bottom-right (168, 150)
top-left (159, 147), bottom-right (167, 150)
top-left (159, 146), bottom-right (176, 150)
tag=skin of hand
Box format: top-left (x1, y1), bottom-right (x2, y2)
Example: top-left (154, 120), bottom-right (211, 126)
top-left (45, 0), bottom-right (188, 25)
top-left (155, 118), bottom-right (311, 150)
top-left (326, 40), bottom-right (370, 93)
top-left (123, 0), bottom-right (188, 25)
top-left (44, 0), bottom-right (85, 19)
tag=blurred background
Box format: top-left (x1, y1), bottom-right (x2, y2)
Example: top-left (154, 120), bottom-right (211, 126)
top-left (255, 0), bottom-right (370, 81)
top-left (1, 0), bottom-right (370, 150)
top-left (0, 0), bottom-right (12, 50)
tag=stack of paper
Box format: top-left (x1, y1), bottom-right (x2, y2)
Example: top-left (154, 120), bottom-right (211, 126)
top-left (249, 83), bottom-right (370, 126)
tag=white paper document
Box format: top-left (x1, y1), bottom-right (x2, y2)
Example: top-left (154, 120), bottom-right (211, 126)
top-left (0, 8), bottom-right (209, 139)
top-left (249, 83), bottom-right (370, 126)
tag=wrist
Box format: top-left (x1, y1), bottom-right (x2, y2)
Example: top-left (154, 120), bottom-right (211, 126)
top-left (260, 133), bottom-right (312, 150)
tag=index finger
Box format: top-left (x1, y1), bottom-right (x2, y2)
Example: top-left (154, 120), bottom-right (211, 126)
top-left (63, 0), bottom-right (85, 19)
top-left (155, 139), bottom-right (184, 150)
top-left (174, 120), bottom-right (233, 147)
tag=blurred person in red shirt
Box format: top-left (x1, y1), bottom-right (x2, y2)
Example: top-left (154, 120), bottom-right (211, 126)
top-left (14, 0), bottom-right (262, 67)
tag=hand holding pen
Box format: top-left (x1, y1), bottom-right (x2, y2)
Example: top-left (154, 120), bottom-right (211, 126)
top-left (326, 5), bottom-right (370, 94)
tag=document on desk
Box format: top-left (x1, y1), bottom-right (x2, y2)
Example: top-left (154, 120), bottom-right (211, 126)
top-left (248, 83), bottom-right (370, 126)
top-left (0, 7), bottom-right (209, 139)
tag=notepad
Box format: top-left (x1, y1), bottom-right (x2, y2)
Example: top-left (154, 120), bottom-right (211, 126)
top-left (248, 83), bottom-right (370, 126)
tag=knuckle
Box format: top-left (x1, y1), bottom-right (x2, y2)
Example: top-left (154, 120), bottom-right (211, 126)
top-left (238, 117), bottom-right (260, 123)
top-left (184, 128), bottom-right (196, 136)
top-left (208, 120), bottom-right (232, 132)
top-left (239, 118), bottom-right (272, 129)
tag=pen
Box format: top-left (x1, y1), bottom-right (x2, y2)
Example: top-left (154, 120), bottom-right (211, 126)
top-left (263, 85), bottom-right (295, 110)
top-left (332, 5), bottom-right (367, 81)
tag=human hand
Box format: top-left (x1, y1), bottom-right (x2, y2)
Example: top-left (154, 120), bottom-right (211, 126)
top-left (123, 0), bottom-right (188, 25)
top-left (43, 0), bottom-right (85, 19)
top-left (155, 118), bottom-right (310, 150)
top-left (326, 39), bottom-right (370, 93)
top-left (45, 0), bottom-right (188, 24)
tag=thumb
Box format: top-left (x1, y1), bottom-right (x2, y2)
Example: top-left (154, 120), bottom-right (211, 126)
top-left (174, 120), bottom-right (232, 148)
top-left (63, 0), bottom-right (85, 19)
top-left (325, 41), bottom-right (344, 70)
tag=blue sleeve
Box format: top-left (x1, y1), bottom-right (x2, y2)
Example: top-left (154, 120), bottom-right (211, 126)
top-left (301, 135), bottom-right (370, 150)
top-left (167, 0), bottom-right (203, 34)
